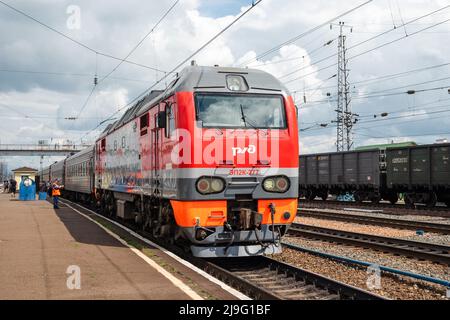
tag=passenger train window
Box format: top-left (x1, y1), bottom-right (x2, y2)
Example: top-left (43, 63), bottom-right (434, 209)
top-left (101, 139), bottom-right (106, 152)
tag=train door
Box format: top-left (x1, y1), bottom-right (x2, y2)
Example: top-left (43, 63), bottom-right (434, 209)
top-left (152, 112), bottom-right (160, 196)
top-left (90, 155), bottom-right (95, 194)
top-left (139, 112), bottom-right (151, 194)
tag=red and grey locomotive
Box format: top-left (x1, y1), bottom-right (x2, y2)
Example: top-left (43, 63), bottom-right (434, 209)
top-left (39, 65), bottom-right (299, 257)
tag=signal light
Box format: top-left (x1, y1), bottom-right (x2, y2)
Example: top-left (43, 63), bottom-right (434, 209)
top-left (262, 176), bottom-right (290, 193)
top-left (196, 177), bottom-right (225, 195)
top-left (226, 75), bottom-right (249, 92)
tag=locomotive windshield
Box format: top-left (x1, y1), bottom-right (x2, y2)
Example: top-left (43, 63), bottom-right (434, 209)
top-left (195, 94), bottom-right (286, 129)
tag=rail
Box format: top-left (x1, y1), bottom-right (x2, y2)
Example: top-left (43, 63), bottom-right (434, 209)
top-left (288, 223), bottom-right (450, 265)
top-left (298, 209), bottom-right (450, 234)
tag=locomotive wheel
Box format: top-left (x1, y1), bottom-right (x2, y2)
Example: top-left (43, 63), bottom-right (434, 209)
top-left (446, 201), bottom-right (450, 208)
top-left (320, 191), bottom-right (328, 201)
top-left (353, 192), bottom-right (362, 203)
top-left (105, 193), bottom-right (116, 217)
top-left (99, 193), bottom-right (107, 214)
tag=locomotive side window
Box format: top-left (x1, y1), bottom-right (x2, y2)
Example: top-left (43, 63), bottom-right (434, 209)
top-left (140, 113), bottom-right (149, 136)
top-left (121, 136), bottom-right (126, 148)
top-left (195, 94), bottom-right (286, 129)
top-left (101, 138), bottom-right (106, 152)
top-left (114, 140), bottom-right (117, 151)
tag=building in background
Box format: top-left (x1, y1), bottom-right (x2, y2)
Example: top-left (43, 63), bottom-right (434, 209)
top-left (11, 167), bottom-right (38, 191)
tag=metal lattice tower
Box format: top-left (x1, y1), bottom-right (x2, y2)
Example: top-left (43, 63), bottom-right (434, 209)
top-left (333, 22), bottom-right (355, 152)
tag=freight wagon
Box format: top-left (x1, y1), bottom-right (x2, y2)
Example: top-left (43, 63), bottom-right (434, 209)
top-left (386, 143), bottom-right (450, 207)
top-left (299, 143), bottom-right (450, 208)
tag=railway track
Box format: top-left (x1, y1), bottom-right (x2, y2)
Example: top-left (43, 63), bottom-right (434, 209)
top-left (288, 223), bottom-right (450, 265)
top-left (202, 256), bottom-right (385, 300)
top-left (299, 200), bottom-right (450, 218)
top-left (298, 209), bottom-right (450, 234)
top-left (61, 198), bottom-right (384, 300)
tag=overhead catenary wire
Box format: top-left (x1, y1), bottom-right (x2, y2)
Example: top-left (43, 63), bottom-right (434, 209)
top-left (97, 0), bottom-right (180, 85)
top-left (0, 68), bottom-right (155, 83)
top-left (248, 38), bottom-right (337, 68)
top-left (237, 0), bottom-right (373, 67)
top-left (280, 5), bottom-right (450, 83)
top-left (303, 82), bottom-right (450, 106)
top-left (301, 104), bottom-right (450, 134)
top-left (299, 97), bottom-right (450, 129)
top-left (295, 62), bottom-right (450, 94)
top-left (79, 0), bottom-right (265, 143)
top-left (74, 0), bottom-right (180, 120)
top-left (284, 17), bottom-right (450, 86)
top-left (0, 0), bottom-right (168, 74)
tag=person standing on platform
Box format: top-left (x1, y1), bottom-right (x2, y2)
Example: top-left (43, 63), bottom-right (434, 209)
top-left (51, 180), bottom-right (63, 209)
top-left (3, 180), bottom-right (9, 193)
top-left (9, 179), bottom-right (17, 198)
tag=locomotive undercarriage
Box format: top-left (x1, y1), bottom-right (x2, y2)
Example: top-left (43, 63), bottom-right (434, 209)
top-left (186, 198), bottom-right (285, 257)
top-left (94, 189), bottom-right (285, 257)
top-left (97, 191), bottom-right (287, 257)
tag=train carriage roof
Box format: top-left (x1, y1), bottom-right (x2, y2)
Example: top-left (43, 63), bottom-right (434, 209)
top-left (66, 145), bottom-right (94, 162)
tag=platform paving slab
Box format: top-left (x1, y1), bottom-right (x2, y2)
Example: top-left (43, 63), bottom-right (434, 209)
top-left (0, 194), bottom-right (233, 300)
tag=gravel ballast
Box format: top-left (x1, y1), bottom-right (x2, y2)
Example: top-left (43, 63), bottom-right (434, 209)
top-left (299, 207), bottom-right (450, 224)
top-left (273, 247), bottom-right (448, 300)
top-left (294, 216), bottom-right (450, 245)
top-left (283, 235), bottom-right (450, 281)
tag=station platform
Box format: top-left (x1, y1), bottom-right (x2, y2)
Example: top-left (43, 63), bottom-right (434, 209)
top-left (0, 194), bottom-right (239, 300)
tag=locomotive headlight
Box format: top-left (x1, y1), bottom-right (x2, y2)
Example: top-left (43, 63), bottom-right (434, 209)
top-left (226, 75), bottom-right (249, 92)
top-left (196, 176), bottom-right (225, 195)
top-left (263, 176), bottom-right (290, 193)
top-left (211, 178), bottom-right (224, 192)
top-left (263, 178), bottom-right (275, 191)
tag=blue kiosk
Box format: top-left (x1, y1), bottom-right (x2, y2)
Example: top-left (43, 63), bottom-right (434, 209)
top-left (19, 178), bottom-right (36, 201)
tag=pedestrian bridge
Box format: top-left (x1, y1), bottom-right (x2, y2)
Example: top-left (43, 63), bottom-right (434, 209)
top-left (0, 144), bottom-right (91, 157)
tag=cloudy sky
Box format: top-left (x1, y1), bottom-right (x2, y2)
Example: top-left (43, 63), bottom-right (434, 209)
top-left (0, 0), bottom-right (449, 171)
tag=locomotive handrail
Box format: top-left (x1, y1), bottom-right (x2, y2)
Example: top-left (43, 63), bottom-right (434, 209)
top-left (228, 181), bottom-right (260, 186)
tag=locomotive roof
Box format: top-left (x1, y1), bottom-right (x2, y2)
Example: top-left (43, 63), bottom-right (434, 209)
top-left (100, 65), bottom-right (290, 137)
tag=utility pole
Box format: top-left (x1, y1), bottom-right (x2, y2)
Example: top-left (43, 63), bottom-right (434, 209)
top-left (331, 22), bottom-right (358, 151)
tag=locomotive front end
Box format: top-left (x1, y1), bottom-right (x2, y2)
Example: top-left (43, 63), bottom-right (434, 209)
top-left (170, 66), bottom-right (299, 258)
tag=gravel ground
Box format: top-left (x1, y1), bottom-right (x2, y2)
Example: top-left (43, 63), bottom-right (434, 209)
top-left (299, 207), bottom-right (450, 224)
top-left (283, 235), bottom-right (450, 281)
top-left (294, 216), bottom-right (450, 245)
top-left (273, 247), bottom-right (448, 300)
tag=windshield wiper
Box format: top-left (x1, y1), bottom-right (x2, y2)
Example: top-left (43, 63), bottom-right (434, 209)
top-left (240, 104), bottom-right (248, 128)
top-left (240, 104), bottom-right (268, 135)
